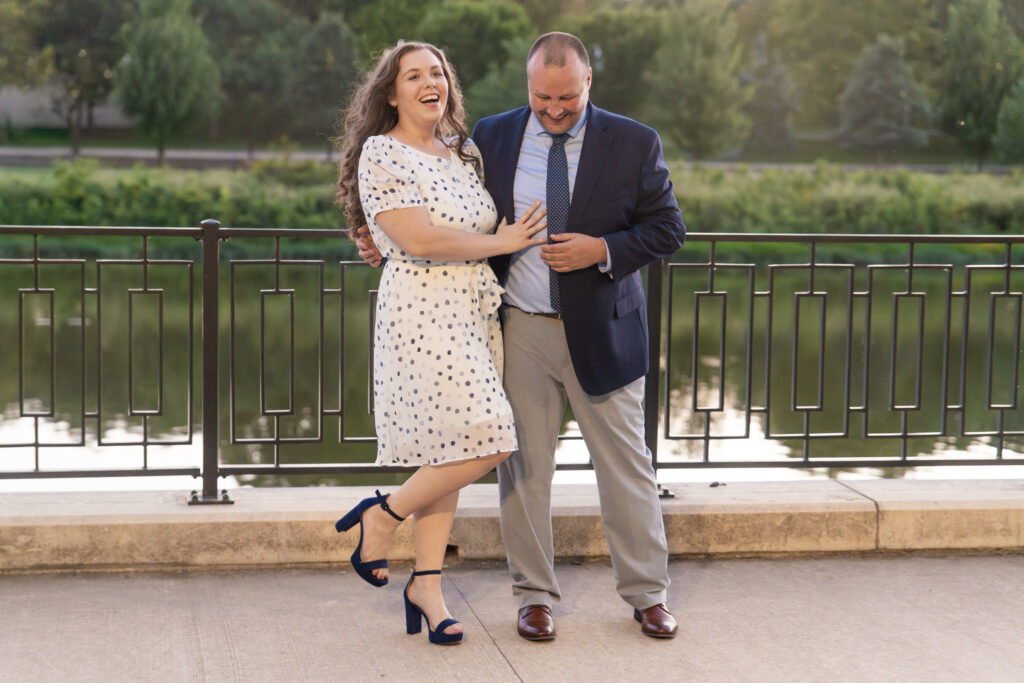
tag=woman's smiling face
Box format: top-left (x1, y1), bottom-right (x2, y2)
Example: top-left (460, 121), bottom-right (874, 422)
top-left (389, 48), bottom-right (449, 128)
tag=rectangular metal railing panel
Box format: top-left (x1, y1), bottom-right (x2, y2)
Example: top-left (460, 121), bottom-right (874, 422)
top-left (659, 234), bottom-right (1024, 468)
top-left (0, 229), bottom-right (198, 478)
top-left (2, 224), bottom-right (1024, 482)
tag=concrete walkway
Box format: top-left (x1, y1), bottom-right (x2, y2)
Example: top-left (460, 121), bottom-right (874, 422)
top-left (3, 555), bottom-right (1024, 682)
top-left (3, 479), bottom-right (1024, 680)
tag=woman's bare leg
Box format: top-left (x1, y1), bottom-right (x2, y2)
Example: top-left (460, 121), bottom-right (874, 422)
top-left (358, 451), bottom-right (509, 582)
top-left (406, 489), bottom-right (461, 635)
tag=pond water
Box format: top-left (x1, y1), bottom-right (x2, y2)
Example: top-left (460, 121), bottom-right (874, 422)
top-left (3, 250), bottom-right (1023, 491)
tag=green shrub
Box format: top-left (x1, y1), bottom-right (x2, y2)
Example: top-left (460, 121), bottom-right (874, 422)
top-left (670, 162), bottom-right (1024, 237)
top-left (248, 157), bottom-right (336, 188)
top-left (0, 160), bottom-right (345, 229)
top-left (3, 160), bottom-right (1023, 260)
top-left (0, 160), bottom-right (354, 258)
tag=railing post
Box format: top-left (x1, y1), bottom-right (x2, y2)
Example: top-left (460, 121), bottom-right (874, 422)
top-left (189, 218), bottom-right (231, 505)
top-left (644, 259), bottom-right (672, 497)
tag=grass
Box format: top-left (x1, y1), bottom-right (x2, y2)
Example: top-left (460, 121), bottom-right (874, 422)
top-left (1, 124), bottom-right (1005, 168)
top-left (650, 128), bottom-right (1012, 168)
top-left (1, 126), bottom-right (336, 153)
top-left (730, 134), bottom-right (981, 167)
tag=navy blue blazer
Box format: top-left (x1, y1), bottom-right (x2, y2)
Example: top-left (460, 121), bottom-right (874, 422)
top-left (471, 103), bottom-right (686, 396)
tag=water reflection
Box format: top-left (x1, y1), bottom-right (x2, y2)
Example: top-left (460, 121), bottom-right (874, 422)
top-left (663, 261), bottom-right (1024, 472)
top-left (3, 250), bottom-right (1024, 491)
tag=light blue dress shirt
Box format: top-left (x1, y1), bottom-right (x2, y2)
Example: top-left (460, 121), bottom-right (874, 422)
top-left (503, 111), bottom-right (611, 313)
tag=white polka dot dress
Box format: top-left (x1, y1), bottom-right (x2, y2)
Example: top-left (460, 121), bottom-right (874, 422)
top-left (358, 135), bottom-right (517, 466)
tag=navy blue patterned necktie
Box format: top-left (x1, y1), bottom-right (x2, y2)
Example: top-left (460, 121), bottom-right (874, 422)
top-left (547, 133), bottom-right (570, 312)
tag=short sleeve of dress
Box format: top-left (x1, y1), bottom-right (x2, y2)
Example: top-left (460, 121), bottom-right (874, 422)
top-left (462, 138), bottom-right (485, 183)
top-left (358, 136), bottom-right (424, 220)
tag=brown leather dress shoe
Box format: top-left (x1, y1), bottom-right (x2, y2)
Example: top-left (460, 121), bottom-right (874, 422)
top-left (633, 604), bottom-right (678, 638)
top-left (517, 604), bottom-right (556, 641)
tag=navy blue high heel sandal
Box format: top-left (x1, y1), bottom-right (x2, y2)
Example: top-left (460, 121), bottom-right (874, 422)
top-left (403, 570), bottom-right (463, 645)
top-left (335, 489), bottom-right (405, 587)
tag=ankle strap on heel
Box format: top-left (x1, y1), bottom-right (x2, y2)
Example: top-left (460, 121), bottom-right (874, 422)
top-left (411, 569), bottom-right (442, 577)
top-left (375, 489), bottom-right (406, 522)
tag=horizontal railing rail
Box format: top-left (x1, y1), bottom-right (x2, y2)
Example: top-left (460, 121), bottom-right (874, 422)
top-left (2, 222), bottom-right (1023, 500)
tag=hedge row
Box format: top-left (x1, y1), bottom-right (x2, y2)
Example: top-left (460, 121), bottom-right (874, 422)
top-left (2, 159), bottom-right (1023, 243)
top-left (673, 162), bottom-right (1024, 236)
top-left (0, 159), bottom-right (342, 230)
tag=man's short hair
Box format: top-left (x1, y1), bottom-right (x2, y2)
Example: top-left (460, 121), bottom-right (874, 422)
top-left (527, 32), bottom-right (590, 70)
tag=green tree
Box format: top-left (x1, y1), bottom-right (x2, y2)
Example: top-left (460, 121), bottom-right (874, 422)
top-left (643, 0), bottom-right (750, 159)
top-left (285, 12), bottom-right (361, 154)
top-left (766, 0), bottom-right (938, 128)
top-left (193, 0), bottom-right (305, 154)
top-left (416, 0), bottom-right (531, 90)
top-left (1004, 0), bottom-right (1024, 40)
top-left (116, 0), bottom-right (220, 165)
top-left (465, 36), bottom-right (531, 125)
top-left (510, 0), bottom-right (584, 30)
top-left (270, 0), bottom-right (328, 20)
top-left (28, 0), bottom-right (131, 155)
top-left (563, 5), bottom-right (665, 119)
top-left (348, 0), bottom-right (441, 56)
top-left (935, 0), bottom-right (1024, 167)
top-left (742, 34), bottom-right (798, 155)
top-left (994, 78), bottom-right (1024, 163)
top-left (837, 36), bottom-right (928, 163)
top-left (0, 1), bottom-right (53, 88)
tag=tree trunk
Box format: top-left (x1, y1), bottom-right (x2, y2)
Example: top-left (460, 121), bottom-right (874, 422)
top-left (67, 106), bottom-right (81, 158)
top-left (158, 141), bottom-right (166, 167)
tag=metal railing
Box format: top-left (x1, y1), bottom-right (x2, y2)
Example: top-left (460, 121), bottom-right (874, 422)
top-left (2, 222), bottom-right (1023, 500)
top-left (659, 233), bottom-right (1024, 471)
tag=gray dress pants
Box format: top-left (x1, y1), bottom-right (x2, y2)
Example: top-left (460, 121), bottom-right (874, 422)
top-left (497, 307), bottom-right (670, 610)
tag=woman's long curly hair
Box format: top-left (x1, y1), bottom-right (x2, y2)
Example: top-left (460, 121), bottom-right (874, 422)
top-left (335, 41), bottom-right (478, 236)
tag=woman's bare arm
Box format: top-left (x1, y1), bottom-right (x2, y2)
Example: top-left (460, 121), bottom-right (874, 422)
top-left (375, 202), bottom-right (546, 261)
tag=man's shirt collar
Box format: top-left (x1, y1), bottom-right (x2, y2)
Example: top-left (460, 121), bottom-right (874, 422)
top-left (526, 108), bottom-right (589, 139)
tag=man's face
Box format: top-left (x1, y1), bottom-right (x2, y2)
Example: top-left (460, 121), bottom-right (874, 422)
top-left (526, 53), bottom-right (591, 135)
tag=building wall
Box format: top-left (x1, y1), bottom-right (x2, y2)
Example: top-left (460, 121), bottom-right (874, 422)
top-left (0, 85), bottom-right (136, 128)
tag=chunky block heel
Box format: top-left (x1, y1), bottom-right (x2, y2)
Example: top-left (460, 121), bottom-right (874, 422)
top-left (335, 489), bottom-right (405, 587)
top-left (403, 570), bottom-right (463, 645)
top-left (405, 598), bottom-right (423, 635)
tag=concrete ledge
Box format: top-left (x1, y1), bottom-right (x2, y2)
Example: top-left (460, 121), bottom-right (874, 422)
top-left (1, 480), bottom-right (1022, 571)
top-left (843, 479), bottom-right (1024, 550)
top-left (660, 481), bottom-right (878, 554)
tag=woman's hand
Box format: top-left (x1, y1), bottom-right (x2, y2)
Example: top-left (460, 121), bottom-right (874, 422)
top-left (494, 201), bottom-right (547, 254)
top-left (353, 224), bottom-right (383, 268)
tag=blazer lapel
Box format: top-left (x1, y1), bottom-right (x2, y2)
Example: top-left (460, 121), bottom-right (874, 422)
top-left (568, 104), bottom-right (612, 229)
top-left (493, 107), bottom-right (531, 220)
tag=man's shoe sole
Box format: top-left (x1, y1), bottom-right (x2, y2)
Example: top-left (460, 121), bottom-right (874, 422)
top-left (640, 630), bottom-right (677, 639)
top-left (517, 630), bottom-right (556, 641)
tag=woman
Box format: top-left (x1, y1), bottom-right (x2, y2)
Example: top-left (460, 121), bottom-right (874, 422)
top-left (334, 41), bottom-right (545, 645)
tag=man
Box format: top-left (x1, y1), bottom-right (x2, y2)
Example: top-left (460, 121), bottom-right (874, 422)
top-left (359, 32), bottom-right (685, 640)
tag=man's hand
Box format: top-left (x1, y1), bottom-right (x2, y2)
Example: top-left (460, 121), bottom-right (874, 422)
top-left (540, 233), bottom-right (606, 272)
top-left (354, 224), bottom-right (383, 268)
